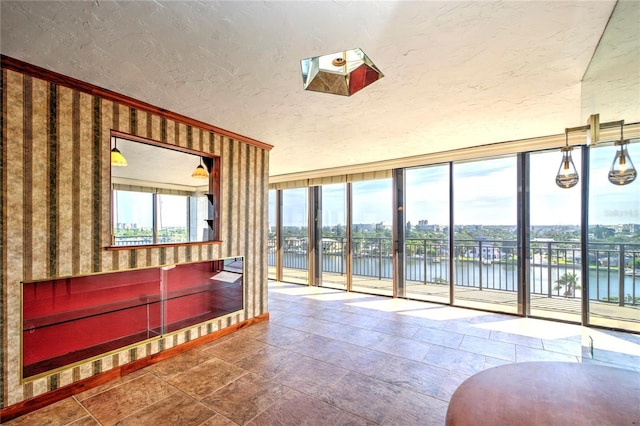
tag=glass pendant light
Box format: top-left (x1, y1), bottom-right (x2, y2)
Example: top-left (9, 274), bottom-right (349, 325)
top-left (111, 140), bottom-right (127, 166)
top-left (555, 131), bottom-right (579, 188)
top-left (192, 157), bottom-right (209, 179)
top-left (608, 123), bottom-right (637, 185)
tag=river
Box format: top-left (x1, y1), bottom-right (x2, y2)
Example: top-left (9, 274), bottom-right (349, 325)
top-left (272, 253), bottom-right (639, 301)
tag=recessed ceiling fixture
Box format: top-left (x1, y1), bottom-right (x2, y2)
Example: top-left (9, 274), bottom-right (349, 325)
top-left (300, 48), bottom-right (383, 96)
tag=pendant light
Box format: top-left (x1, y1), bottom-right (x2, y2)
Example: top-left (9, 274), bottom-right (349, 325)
top-left (555, 130), bottom-right (579, 188)
top-left (607, 123), bottom-right (637, 185)
top-left (110, 140), bottom-right (127, 167)
top-left (192, 157), bottom-right (209, 179)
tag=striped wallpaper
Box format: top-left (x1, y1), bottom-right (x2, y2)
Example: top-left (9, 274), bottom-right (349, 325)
top-left (0, 63), bottom-right (270, 407)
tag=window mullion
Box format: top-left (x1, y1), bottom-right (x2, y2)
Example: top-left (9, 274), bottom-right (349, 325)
top-left (153, 192), bottom-right (159, 244)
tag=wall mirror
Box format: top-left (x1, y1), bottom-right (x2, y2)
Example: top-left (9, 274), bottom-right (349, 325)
top-left (110, 132), bottom-right (219, 246)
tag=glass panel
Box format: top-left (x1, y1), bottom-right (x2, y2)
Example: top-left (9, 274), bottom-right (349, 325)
top-left (282, 188), bottom-right (308, 284)
top-left (22, 268), bottom-right (162, 378)
top-left (163, 259), bottom-right (244, 333)
top-left (321, 183), bottom-right (347, 290)
top-left (529, 149), bottom-right (582, 322)
top-left (453, 156), bottom-right (519, 314)
top-left (405, 165), bottom-right (450, 303)
top-left (22, 258), bottom-right (244, 378)
top-left (158, 194), bottom-right (188, 244)
top-left (113, 190), bottom-right (154, 245)
top-left (588, 142), bottom-right (640, 332)
top-left (268, 190), bottom-right (277, 280)
top-left (352, 179), bottom-right (393, 296)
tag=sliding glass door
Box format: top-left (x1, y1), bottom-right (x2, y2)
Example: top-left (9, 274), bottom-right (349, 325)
top-left (588, 142), bottom-right (640, 332)
top-left (281, 188), bottom-right (309, 284)
top-left (267, 189), bottom-right (277, 280)
top-left (320, 183), bottom-right (348, 290)
top-left (452, 156), bottom-right (520, 314)
top-left (351, 179), bottom-right (393, 296)
top-left (528, 149), bottom-right (582, 322)
top-left (404, 165), bottom-right (451, 303)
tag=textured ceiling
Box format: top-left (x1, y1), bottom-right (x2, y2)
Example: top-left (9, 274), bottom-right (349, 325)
top-left (0, 1), bottom-right (618, 178)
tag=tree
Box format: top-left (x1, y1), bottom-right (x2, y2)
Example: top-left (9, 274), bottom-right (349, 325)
top-left (554, 273), bottom-right (581, 298)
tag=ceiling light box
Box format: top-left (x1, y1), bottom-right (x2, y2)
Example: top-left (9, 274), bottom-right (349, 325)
top-left (301, 48), bottom-right (384, 96)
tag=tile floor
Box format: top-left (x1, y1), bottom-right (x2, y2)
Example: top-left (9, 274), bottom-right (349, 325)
top-left (7, 281), bottom-right (640, 425)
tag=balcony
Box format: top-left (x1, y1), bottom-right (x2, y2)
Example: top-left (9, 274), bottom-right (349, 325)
top-left (268, 236), bottom-right (640, 330)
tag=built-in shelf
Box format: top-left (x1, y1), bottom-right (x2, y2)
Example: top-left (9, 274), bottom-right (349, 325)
top-left (205, 193), bottom-right (216, 231)
top-left (22, 258), bottom-right (243, 379)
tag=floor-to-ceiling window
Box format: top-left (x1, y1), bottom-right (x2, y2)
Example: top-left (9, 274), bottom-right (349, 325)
top-left (282, 187), bottom-right (309, 284)
top-left (268, 189), bottom-right (277, 280)
top-left (404, 165), bottom-right (451, 303)
top-left (320, 183), bottom-right (348, 290)
top-left (267, 128), bottom-right (640, 334)
top-left (452, 156), bottom-right (520, 314)
top-left (528, 149), bottom-right (583, 322)
top-left (351, 179), bottom-right (393, 296)
top-left (588, 142), bottom-right (640, 332)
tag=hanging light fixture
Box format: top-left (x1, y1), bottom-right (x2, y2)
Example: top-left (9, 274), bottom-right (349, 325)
top-left (111, 140), bottom-right (127, 166)
top-left (607, 122), bottom-right (637, 185)
top-left (192, 157), bottom-right (209, 179)
top-left (555, 130), bottom-right (579, 189)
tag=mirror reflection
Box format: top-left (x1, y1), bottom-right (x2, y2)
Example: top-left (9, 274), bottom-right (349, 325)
top-left (110, 136), bottom-right (217, 246)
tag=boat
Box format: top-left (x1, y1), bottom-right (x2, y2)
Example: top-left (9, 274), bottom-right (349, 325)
top-left (624, 268), bottom-right (640, 277)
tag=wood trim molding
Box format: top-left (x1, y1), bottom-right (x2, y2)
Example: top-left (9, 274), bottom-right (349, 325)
top-left (0, 313), bottom-right (269, 422)
top-left (111, 130), bottom-right (220, 158)
top-left (1, 55), bottom-right (273, 152)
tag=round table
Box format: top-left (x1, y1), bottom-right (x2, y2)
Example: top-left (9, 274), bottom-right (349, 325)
top-left (445, 361), bottom-right (640, 425)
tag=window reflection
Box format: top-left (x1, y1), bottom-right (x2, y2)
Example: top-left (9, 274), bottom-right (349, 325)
top-left (110, 134), bottom-right (218, 246)
top-left (158, 194), bottom-right (188, 243)
top-left (113, 190), bottom-right (154, 245)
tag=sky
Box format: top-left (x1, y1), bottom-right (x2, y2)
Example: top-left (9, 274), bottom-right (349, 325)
top-left (274, 142), bottom-right (639, 228)
top-left (114, 192), bottom-right (189, 228)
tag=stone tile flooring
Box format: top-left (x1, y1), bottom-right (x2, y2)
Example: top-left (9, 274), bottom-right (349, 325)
top-left (7, 281), bottom-right (640, 425)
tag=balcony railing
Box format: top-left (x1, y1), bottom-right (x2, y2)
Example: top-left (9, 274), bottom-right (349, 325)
top-left (268, 236), bottom-right (640, 307)
top-left (113, 235), bottom-right (184, 246)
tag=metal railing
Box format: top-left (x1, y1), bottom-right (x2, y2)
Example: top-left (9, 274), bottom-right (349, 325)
top-left (113, 235), bottom-right (185, 245)
top-left (268, 236), bottom-right (640, 306)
